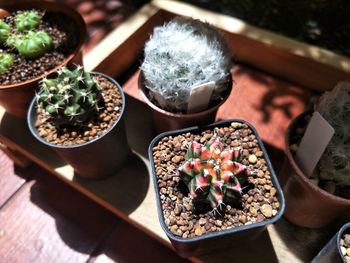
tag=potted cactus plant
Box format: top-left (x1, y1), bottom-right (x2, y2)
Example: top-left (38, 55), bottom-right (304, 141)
top-left (281, 82), bottom-right (350, 227)
top-left (312, 222), bottom-right (350, 263)
top-left (0, 1), bottom-right (86, 118)
top-left (27, 66), bottom-right (130, 179)
top-left (139, 17), bottom-right (232, 132)
top-left (149, 119), bottom-right (285, 257)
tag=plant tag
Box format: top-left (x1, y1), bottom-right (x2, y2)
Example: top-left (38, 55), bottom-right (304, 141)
top-left (187, 81), bottom-right (215, 114)
top-left (295, 111), bottom-right (334, 178)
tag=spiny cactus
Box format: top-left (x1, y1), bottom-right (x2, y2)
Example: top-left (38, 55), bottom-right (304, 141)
top-left (0, 52), bottom-right (14, 74)
top-left (178, 134), bottom-right (248, 214)
top-left (141, 17), bottom-right (232, 113)
top-left (0, 20), bottom-right (10, 44)
top-left (36, 66), bottom-right (103, 126)
top-left (7, 31), bottom-right (53, 59)
top-left (315, 82), bottom-right (350, 186)
top-left (15, 10), bottom-right (41, 32)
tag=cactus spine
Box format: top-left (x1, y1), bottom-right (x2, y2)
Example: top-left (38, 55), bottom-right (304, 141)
top-left (36, 66), bottom-right (103, 126)
top-left (178, 134), bottom-right (248, 214)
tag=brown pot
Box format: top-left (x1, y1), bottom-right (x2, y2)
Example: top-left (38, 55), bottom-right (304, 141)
top-left (0, 1), bottom-right (86, 118)
top-left (280, 111), bottom-right (350, 228)
top-left (138, 72), bottom-right (233, 133)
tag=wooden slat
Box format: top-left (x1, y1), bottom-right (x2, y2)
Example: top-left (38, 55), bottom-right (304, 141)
top-left (0, 149), bottom-right (26, 207)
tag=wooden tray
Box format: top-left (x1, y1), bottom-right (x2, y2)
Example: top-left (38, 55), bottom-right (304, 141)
top-left (1, 1), bottom-right (348, 262)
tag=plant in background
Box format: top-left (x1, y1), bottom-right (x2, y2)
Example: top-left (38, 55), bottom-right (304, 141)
top-left (141, 17), bottom-right (232, 113)
top-left (6, 31), bottom-right (53, 59)
top-left (315, 82), bottom-right (350, 187)
top-left (36, 66), bottom-right (103, 126)
top-left (15, 10), bottom-right (41, 32)
top-left (0, 52), bottom-right (14, 74)
top-left (0, 20), bottom-right (10, 44)
top-left (178, 134), bottom-right (248, 215)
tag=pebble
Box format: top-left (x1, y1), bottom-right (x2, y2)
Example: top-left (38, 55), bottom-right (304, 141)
top-left (249, 154), bottom-right (258, 164)
top-left (195, 227), bottom-right (205, 236)
top-left (260, 204), bottom-right (273, 218)
top-left (198, 218), bottom-right (206, 226)
top-left (171, 156), bottom-right (182, 164)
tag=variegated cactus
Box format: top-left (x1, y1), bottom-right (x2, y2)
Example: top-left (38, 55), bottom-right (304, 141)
top-left (178, 135), bottom-right (248, 214)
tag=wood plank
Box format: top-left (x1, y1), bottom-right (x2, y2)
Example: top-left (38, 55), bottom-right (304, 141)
top-left (0, 165), bottom-right (119, 263)
top-left (0, 149), bottom-right (26, 207)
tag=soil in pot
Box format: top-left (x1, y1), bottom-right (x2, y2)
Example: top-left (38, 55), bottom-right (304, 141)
top-left (288, 113), bottom-right (350, 199)
top-left (34, 75), bottom-right (123, 146)
top-left (151, 122), bottom-right (281, 238)
top-left (340, 233), bottom-right (350, 262)
top-left (0, 9), bottom-right (80, 85)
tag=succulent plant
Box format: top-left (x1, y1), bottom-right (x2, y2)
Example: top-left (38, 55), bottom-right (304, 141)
top-left (36, 66), bottom-right (103, 126)
top-left (141, 17), bottom-right (232, 113)
top-left (315, 82), bottom-right (350, 187)
top-left (178, 134), bottom-right (248, 214)
top-left (15, 10), bottom-right (41, 32)
top-left (0, 52), bottom-right (14, 75)
top-left (0, 20), bottom-right (10, 45)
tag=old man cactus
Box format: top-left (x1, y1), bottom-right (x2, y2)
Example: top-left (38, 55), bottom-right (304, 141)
top-left (178, 134), bottom-right (248, 214)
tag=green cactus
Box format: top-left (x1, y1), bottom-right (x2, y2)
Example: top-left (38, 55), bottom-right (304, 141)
top-left (0, 52), bottom-right (14, 75)
top-left (36, 66), bottom-right (103, 126)
top-left (15, 10), bottom-right (41, 32)
top-left (0, 20), bottom-right (10, 45)
top-left (178, 134), bottom-right (248, 215)
top-left (7, 31), bottom-right (53, 59)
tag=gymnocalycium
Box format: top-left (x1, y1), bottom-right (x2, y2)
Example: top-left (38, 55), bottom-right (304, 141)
top-left (7, 31), bottom-right (53, 59)
top-left (36, 66), bottom-right (103, 127)
top-left (141, 17), bottom-right (232, 113)
top-left (0, 20), bottom-right (10, 44)
top-left (178, 134), bottom-right (249, 215)
top-left (0, 52), bottom-right (14, 75)
top-left (315, 82), bottom-right (350, 188)
top-left (15, 10), bottom-right (41, 32)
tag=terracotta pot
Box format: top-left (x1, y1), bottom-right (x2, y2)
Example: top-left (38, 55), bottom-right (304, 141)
top-left (280, 111), bottom-right (350, 228)
top-left (312, 222), bottom-right (350, 263)
top-left (0, 1), bottom-right (86, 118)
top-left (138, 72), bottom-right (232, 133)
top-left (27, 72), bottom-right (130, 180)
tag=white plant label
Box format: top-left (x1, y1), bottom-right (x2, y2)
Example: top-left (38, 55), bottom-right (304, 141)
top-left (187, 81), bottom-right (215, 114)
top-left (295, 111), bottom-right (334, 178)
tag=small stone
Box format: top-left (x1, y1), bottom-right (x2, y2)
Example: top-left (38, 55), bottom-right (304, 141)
top-left (174, 204), bottom-right (181, 215)
top-left (270, 187), bottom-right (277, 196)
top-left (170, 225), bottom-right (178, 234)
top-left (255, 151), bottom-right (263, 157)
top-left (231, 122), bottom-right (242, 129)
top-left (257, 170), bottom-right (264, 178)
top-left (344, 234), bottom-right (350, 246)
top-left (346, 248), bottom-right (350, 257)
top-left (195, 227), bottom-right (204, 236)
top-left (249, 155), bottom-right (257, 164)
top-left (215, 220), bottom-right (222, 227)
top-left (345, 256), bottom-right (350, 263)
top-left (249, 207), bottom-right (258, 216)
top-left (238, 215), bottom-right (247, 224)
top-left (171, 155), bottom-right (182, 164)
top-left (341, 246), bottom-right (347, 256)
top-left (264, 185), bottom-right (272, 191)
top-left (198, 218), bottom-right (206, 226)
top-left (260, 204), bottom-right (273, 218)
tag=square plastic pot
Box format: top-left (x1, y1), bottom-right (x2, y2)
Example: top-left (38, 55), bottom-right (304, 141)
top-left (148, 119), bottom-right (285, 257)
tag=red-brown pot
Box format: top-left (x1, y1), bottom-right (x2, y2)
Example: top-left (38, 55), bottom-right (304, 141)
top-left (280, 111), bottom-right (350, 228)
top-left (0, 1), bottom-right (86, 118)
top-left (138, 72), bottom-right (232, 133)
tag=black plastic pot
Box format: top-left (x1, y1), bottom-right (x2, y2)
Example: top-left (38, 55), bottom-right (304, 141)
top-left (312, 222), bottom-right (350, 263)
top-left (27, 72), bottom-right (130, 179)
top-left (148, 119), bottom-right (285, 257)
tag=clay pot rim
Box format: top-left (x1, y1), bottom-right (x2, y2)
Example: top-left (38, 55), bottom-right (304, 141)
top-left (138, 71), bottom-right (233, 119)
top-left (285, 110), bottom-right (350, 205)
top-left (148, 119), bottom-right (286, 243)
top-left (27, 72), bottom-right (126, 149)
top-left (336, 222), bottom-right (350, 261)
top-left (0, 1), bottom-right (86, 90)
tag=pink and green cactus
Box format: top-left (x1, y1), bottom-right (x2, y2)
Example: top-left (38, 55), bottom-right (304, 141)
top-left (178, 134), bottom-right (249, 215)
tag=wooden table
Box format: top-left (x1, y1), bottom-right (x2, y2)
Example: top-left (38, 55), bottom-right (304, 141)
top-left (1, 1), bottom-right (349, 262)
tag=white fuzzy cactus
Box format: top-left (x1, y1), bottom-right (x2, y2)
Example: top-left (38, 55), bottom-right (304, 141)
top-left (315, 82), bottom-right (350, 186)
top-left (141, 17), bottom-right (232, 113)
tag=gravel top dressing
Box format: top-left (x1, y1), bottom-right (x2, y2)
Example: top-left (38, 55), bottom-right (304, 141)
top-left (340, 233), bottom-right (350, 262)
top-left (35, 75), bottom-right (123, 146)
top-left (152, 122), bottom-right (281, 238)
top-left (0, 9), bottom-right (79, 85)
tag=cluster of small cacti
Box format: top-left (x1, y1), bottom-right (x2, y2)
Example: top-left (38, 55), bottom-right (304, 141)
top-left (141, 17), bottom-right (232, 113)
top-left (178, 134), bottom-right (248, 214)
top-left (314, 82), bottom-right (350, 187)
top-left (0, 52), bottom-right (14, 74)
top-left (0, 10), bottom-right (53, 68)
top-left (36, 66), bottom-right (103, 126)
